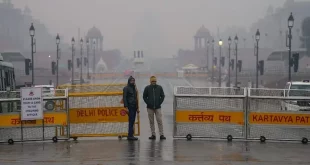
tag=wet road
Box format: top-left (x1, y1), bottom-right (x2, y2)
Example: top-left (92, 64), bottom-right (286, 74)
top-left (1, 131), bottom-right (310, 164)
top-left (1, 60), bottom-right (310, 164)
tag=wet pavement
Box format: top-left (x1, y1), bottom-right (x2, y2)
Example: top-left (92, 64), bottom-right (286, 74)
top-left (0, 136), bottom-right (309, 164)
top-left (1, 62), bottom-right (310, 164)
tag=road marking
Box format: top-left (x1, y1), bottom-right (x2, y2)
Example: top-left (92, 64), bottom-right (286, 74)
top-left (182, 77), bottom-right (193, 87)
top-left (168, 80), bottom-right (174, 94)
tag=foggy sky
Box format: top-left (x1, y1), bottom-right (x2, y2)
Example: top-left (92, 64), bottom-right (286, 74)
top-left (12, 0), bottom-right (309, 57)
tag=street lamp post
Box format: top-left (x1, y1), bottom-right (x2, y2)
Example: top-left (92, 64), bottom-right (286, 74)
top-left (211, 39), bottom-right (215, 82)
top-left (228, 36), bottom-right (232, 87)
top-left (287, 12), bottom-right (294, 82)
top-left (255, 29), bottom-right (260, 88)
top-left (80, 38), bottom-right (83, 84)
top-left (56, 34), bottom-right (60, 87)
top-left (92, 39), bottom-right (96, 80)
top-left (234, 35), bottom-right (238, 87)
top-left (86, 39), bottom-right (90, 79)
top-left (218, 39), bottom-right (223, 87)
top-left (29, 23), bottom-right (35, 86)
top-left (71, 37), bottom-right (75, 85)
top-left (206, 40), bottom-right (209, 71)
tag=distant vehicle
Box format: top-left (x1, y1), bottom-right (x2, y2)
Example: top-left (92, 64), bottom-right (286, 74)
top-left (69, 78), bottom-right (89, 85)
top-left (281, 80), bottom-right (310, 111)
top-left (0, 55), bottom-right (15, 91)
top-left (34, 85), bottom-right (55, 111)
top-left (124, 69), bottom-right (134, 77)
top-left (34, 85), bottom-right (55, 97)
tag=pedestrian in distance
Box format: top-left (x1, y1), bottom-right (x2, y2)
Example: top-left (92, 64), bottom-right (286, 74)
top-left (123, 76), bottom-right (140, 141)
top-left (143, 76), bottom-right (166, 140)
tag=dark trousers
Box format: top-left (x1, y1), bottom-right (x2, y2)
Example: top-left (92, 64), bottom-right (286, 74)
top-left (128, 106), bottom-right (137, 137)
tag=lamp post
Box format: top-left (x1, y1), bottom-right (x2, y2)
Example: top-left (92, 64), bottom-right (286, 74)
top-left (287, 12), bottom-right (294, 82)
top-left (29, 23), bottom-right (35, 86)
top-left (92, 39), bottom-right (96, 80)
top-left (56, 34), bottom-right (60, 87)
top-left (86, 39), bottom-right (90, 79)
top-left (255, 29), bottom-right (260, 88)
top-left (218, 39), bottom-right (223, 87)
top-left (228, 36), bottom-right (232, 87)
top-left (234, 35), bottom-right (238, 87)
top-left (71, 37), bottom-right (75, 85)
top-left (80, 38), bottom-right (83, 84)
top-left (211, 39), bottom-right (215, 82)
top-left (206, 40), bottom-right (209, 71)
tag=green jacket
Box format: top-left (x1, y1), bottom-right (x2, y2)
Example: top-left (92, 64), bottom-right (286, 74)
top-left (143, 84), bottom-right (165, 109)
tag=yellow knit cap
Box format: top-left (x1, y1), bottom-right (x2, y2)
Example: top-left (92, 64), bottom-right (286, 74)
top-left (150, 76), bottom-right (157, 83)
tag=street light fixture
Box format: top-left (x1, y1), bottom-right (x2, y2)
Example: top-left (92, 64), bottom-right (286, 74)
top-left (288, 12), bottom-right (294, 28)
top-left (218, 39), bottom-right (223, 87)
top-left (80, 38), bottom-right (83, 84)
top-left (29, 23), bottom-right (35, 86)
top-left (287, 12), bottom-right (294, 82)
top-left (255, 29), bottom-right (260, 88)
top-left (234, 35), bottom-right (238, 87)
top-left (56, 34), bottom-right (60, 44)
top-left (227, 36), bottom-right (232, 87)
top-left (219, 39), bottom-right (223, 46)
top-left (71, 37), bottom-right (75, 85)
top-left (56, 33), bottom-right (60, 87)
top-left (71, 37), bottom-right (75, 45)
top-left (29, 23), bottom-right (35, 37)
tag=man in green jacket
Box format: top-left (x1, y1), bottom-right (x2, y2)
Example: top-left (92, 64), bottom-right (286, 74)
top-left (143, 76), bottom-right (166, 140)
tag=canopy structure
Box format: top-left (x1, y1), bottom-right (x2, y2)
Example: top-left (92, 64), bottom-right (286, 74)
top-left (182, 63), bottom-right (199, 70)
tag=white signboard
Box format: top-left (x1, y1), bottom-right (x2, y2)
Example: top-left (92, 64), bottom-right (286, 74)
top-left (21, 87), bottom-right (43, 121)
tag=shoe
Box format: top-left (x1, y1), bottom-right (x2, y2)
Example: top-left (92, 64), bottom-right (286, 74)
top-left (160, 135), bottom-right (166, 140)
top-left (149, 135), bottom-right (156, 140)
top-left (127, 136), bottom-right (138, 141)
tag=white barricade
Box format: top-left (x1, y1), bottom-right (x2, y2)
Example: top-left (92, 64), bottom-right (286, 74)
top-left (173, 86), bottom-right (247, 140)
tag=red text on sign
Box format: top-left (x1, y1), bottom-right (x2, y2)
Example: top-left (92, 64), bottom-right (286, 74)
top-left (76, 109), bottom-right (119, 118)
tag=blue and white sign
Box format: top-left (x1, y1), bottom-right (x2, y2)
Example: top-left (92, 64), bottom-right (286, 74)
top-left (21, 87), bottom-right (43, 121)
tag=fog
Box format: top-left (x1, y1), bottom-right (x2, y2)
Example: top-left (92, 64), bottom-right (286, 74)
top-left (11, 0), bottom-right (307, 57)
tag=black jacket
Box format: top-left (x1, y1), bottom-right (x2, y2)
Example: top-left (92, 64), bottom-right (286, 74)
top-left (123, 77), bottom-right (138, 108)
top-left (143, 84), bottom-right (165, 109)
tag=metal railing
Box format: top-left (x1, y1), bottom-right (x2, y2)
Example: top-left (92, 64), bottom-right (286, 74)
top-left (173, 87), bottom-right (310, 144)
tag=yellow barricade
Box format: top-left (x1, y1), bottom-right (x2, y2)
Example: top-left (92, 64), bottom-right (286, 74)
top-left (0, 89), bottom-right (70, 144)
top-left (56, 84), bottom-right (126, 113)
top-left (65, 84), bottom-right (140, 139)
top-left (57, 83), bottom-right (125, 93)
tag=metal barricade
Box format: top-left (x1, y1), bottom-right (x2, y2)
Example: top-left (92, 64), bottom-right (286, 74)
top-left (247, 88), bottom-right (310, 143)
top-left (56, 83), bottom-right (125, 111)
top-left (0, 89), bottom-right (69, 144)
top-left (68, 89), bottom-right (140, 140)
top-left (57, 83), bottom-right (125, 93)
top-left (173, 86), bottom-right (246, 140)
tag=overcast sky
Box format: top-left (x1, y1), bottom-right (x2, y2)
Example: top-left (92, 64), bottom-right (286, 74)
top-left (12, 0), bottom-right (307, 57)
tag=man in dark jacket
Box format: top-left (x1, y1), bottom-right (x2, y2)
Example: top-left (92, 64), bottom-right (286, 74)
top-left (123, 76), bottom-right (139, 140)
top-left (143, 76), bottom-right (166, 140)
